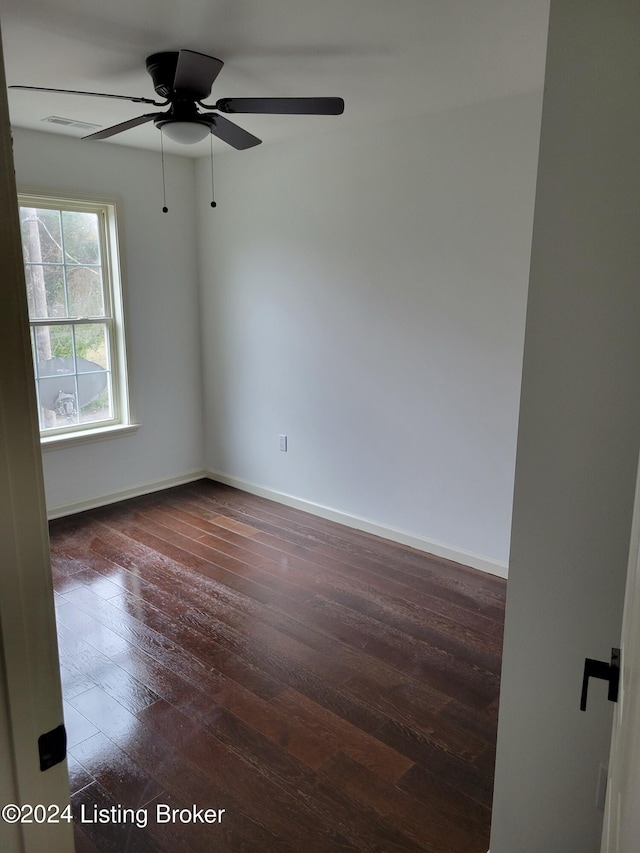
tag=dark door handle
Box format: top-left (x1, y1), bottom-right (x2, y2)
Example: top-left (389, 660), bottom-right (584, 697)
top-left (580, 647), bottom-right (620, 711)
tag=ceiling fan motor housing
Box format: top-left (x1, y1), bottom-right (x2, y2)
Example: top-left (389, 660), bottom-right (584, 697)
top-left (145, 52), bottom-right (180, 99)
top-left (145, 51), bottom-right (224, 101)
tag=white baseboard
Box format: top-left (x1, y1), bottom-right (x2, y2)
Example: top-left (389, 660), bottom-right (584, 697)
top-left (205, 469), bottom-right (508, 579)
top-left (46, 469), bottom-right (208, 520)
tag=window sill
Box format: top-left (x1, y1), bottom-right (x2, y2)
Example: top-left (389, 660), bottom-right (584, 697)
top-left (40, 423), bottom-right (140, 451)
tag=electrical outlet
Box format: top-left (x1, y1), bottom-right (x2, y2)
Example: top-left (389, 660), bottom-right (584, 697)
top-left (279, 434), bottom-right (288, 452)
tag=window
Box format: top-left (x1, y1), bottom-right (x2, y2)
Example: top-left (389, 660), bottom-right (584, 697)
top-left (18, 192), bottom-right (132, 443)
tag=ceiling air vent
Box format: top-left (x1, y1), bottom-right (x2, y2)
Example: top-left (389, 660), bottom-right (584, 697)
top-left (42, 116), bottom-right (102, 131)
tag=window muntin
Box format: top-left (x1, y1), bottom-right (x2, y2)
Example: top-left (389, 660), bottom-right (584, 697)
top-left (18, 194), bottom-right (130, 438)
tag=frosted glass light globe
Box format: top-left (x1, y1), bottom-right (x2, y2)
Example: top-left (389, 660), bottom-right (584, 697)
top-left (161, 121), bottom-right (210, 144)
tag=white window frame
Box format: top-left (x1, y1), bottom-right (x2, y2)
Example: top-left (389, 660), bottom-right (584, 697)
top-left (17, 188), bottom-right (137, 447)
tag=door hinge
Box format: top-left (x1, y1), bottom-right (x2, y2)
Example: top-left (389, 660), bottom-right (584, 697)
top-left (38, 724), bottom-right (67, 771)
top-left (580, 648), bottom-right (620, 711)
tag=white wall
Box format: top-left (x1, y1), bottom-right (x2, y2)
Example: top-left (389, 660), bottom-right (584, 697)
top-left (196, 92), bottom-right (542, 570)
top-left (491, 0), bottom-right (640, 850)
top-left (11, 129), bottom-right (204, 513)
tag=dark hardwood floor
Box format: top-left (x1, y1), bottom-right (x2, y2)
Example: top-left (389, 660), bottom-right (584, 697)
top-left (49, 479), bottom-right (506, 852)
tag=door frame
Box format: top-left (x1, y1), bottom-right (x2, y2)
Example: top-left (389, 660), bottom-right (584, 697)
top-left (0, 25), bottom-right (75, 853)
top-left (602, 452), bottom-right (640, 851)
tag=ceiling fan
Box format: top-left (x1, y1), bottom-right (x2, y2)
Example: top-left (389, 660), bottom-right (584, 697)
top-left (9, 48), bottom-right (345, 148)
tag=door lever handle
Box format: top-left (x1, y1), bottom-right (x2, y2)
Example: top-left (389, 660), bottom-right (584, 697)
top-left (580, 647), bottom-right (620, 711)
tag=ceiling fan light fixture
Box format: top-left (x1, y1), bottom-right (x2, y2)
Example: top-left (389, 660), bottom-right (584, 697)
top-left (160, 120), bottom-right (210, 144)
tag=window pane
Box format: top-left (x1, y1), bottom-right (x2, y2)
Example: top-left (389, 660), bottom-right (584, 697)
top-left (32, 324), bottom-right (113, 430)
top-left (75, 323), bottom-right (109, 369)
top-left (78, 372), bottom-right (112, 424)
top-left (31, 325), bottom-right (52, 367)
top-left (49, 324), bottom-right (75, 361)
top-left (67, 266), bottom-right (105, 316)
top-left (20, 207), bottom-right (62, 264)
top-left (37, 374), bottom-right (79, 429)
top-left (31, 324), bottom-right (73, 370)
top-left (77, 324), bottom-right (112, 423)
top-left (33, 326), bottom-right (77, 430)
top-left (24, 264), bottom-right (66, 319)
top-left (61, 211), bottom-right (100, 265)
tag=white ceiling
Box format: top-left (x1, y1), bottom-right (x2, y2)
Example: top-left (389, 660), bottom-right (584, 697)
top-left (0, 0), bottom-right (550, 158)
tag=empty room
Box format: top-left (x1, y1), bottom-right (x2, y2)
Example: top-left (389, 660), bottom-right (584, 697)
top-left (1, 2), bottom-right (639, 852)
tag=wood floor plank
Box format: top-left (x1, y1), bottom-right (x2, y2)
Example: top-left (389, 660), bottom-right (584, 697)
top-left (152, 498), bottom-right (505, 669)
top-left (49, 479), bottom-right (506, 851)
top-left (71, 731), bottom-right (164, 808)
top-left (71, 781), bottom-right (162, 852)
top-left (343, 674), bottom-right (487, 761)
top-left (183, 481), bottom-right (505, 614)
top-left (384, 721), bottom-right (496, 810)
top-left (396, 760), bottom-right (492, 832)
top-left (107, 515), bottom-right (314, 606)
top-left (59, 662), bottom-right (96, 700)
top-left (137, 698), bottom-right (359, 852)
top-left (112, 645), bottom-right (340, 772)
top-left (143, 790), bottom-right (284, 853)
top-left (56, 601), bottom-right (133, 659)
top-left (176, 486), bottom-right (505, 622)
top-left (270, 687), bottom-right (414, 783)
top-left (320, 751), bottom-right (484, 853)
top-left (67, 753), bottom-right (96, 794)
top-left (83, 522), bottom-right (427, 695)
top-left (63, 582), bottom-right (286, 701)
top-left (303, 594), bottom-right (500, 708)
top-left (140, 698), bottom-right (426, 853)
top-left (72, 824), bottom-right (104, 853)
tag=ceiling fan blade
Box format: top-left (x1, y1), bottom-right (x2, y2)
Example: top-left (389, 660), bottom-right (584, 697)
top-left (215, 97), bottom-right (344, 115)
top-left (9, 85), bottom-right (164, 106)
top-left (204, 114), bottom-right (261, 150)
top-left (82, 113), bottom-right (159, 141)
top-left (173, 50), bottom-right (224, 99)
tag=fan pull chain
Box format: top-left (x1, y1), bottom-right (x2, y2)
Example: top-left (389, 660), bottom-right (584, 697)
top-left (210, 134), bottom-right (216, 208)
top-left (160, 128), bottom-right (168, 213)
